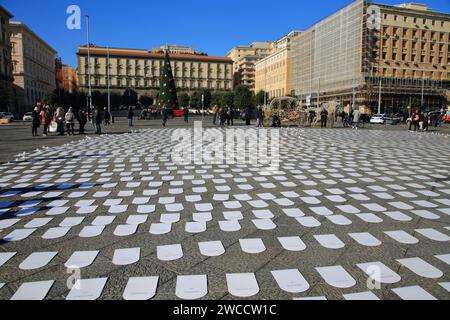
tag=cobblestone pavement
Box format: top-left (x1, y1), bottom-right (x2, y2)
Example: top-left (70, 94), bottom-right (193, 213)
top-left (0, 121), bottom-right (449, 300)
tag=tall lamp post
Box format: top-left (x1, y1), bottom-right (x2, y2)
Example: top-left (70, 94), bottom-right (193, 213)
top-left (86, 15), bottom-right (92, 113)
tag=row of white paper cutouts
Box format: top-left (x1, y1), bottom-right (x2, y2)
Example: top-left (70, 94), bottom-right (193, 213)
top-left (2, 263), bottom-right (449, 300)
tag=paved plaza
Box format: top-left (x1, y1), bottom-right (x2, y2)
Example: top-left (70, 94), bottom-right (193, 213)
top-left (0, 121), bottom-right (449, 300)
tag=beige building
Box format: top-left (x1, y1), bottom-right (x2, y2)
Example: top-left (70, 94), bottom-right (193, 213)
top-left (151, 45), bottom-right (196, 55)
top-left (77, 46), bottom-right (233, 98)
top-left (255, 31), bottom-right (301, 99)
top-left (10, 21), bottom-right (57, 114)
top-left (226, 42), bottom-right (272, 91)
top-left (290, 0), bottom-right (450, 113)
top-left (0, 6), bottom-right (14, 113)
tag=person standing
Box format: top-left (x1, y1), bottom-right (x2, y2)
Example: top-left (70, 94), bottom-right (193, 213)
top-left (183, 105), bottom-right (189, 123)
top-left (78, 108), bottom-right (87, 135)
top-left (104, 108), bottom-right (111, 126)
top-left (127, 106), bottom-right (134, 127)
top-left (212, 105), bottom-right (219, 125)
top-left (352, 108), bottom-right (361, 130)
top-left (55, 106), bottom-right (65, 136)
top-left (65, 107), bottom-right (76, 136)
top-left (40, 106), bottom-right (49, 136)
top-left (219, 107), bottom-right (226, 126)
top-left (93, 106), bottom-right (103, 135)
top-left (162, 106), bottom-right (168, 127)
top-left (320, 108), bottom-right (328, 128)
top-left (31, 107), bottom-right (40, 137)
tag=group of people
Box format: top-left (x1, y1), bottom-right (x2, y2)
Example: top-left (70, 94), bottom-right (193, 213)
top-left (29, 103), bottom-right (119, 137)
top-left (31, 104), bottom-right (89, 137)
top-left (212, 105), bottom-right (235, 126)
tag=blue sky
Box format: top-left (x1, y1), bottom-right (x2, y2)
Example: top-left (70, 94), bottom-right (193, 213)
top-left (4, 0), bottom-right (450, 67)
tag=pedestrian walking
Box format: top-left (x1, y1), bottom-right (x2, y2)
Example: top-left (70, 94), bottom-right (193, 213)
top-left (31, 107), bottom-right (40, 137)
top-left (183, 105), bottom-right (189, 123)
top-left (55, 106), bottom-right (65, 136)
top-left (104, 108), bottom-right (111, 126)
top-left (65, 107), bottom-right (75, 136)
top-left (320, 108), bottom-right (328, 128)
top-left (212, 105), bottom-right (219, 125)
top-left (219, 107), bottom-right (226, 126)
top-left (40, 106), bottom-right (50, 136)
top-left (162, 106), bottom-right (168, 127)
top-left (93, 106), bottom-right (103, 135)
top-left (352, 108), bottom-right (361, 130)
top-left (127, 106), bottom-right (134, 127)
top-left (78, 108), bottom-right (87, 135)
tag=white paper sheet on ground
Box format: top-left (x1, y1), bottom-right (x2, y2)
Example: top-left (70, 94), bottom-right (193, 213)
top-left (0, 252), bottom-right (16, 267)
top-left (0, 218), bottom-right (20, 229)
top-left (336, 205), bottom-right (360, 214)
top-left (118, 191), bottom-right (134, 197)
top-left (415, 228), bottom-right (450, 242)
top-left (246, 200), bottom-right (268, 209)
top-left (185, 195), bottom-right (202, 203)
top-left (412, 200), bottom-right (438, 208)
top-left (410, 210), bottom-right (440, 220)
top-left (68, 192), bottom-right (87, 199)
top-left (300, 197), bottom-right (321, 205)
top-left (19, 252), bottom-right (58, 270)
top-left (192, 212), bottom-right (212, 222)
top-left (296, 216), bottom-right (321, 228)
top-left (79, 225), bottom-right (105, 238)
top-left (75, 200), bottom-right (95, 207)
top-left (274, 198), bottom-right (295, 206)
top-left (213, 194), bottom-right (229, 201)
top-left (123, 276), bottom-right (159, 300)
top-left (388, 202), bottom-right (414, 210)
top-left (11, 280), bottom-right (54, 300)
top-left (3, 228), bottom-right (36, 241)
top-left (216, 186), bottom-right (231, 192)
top-left (126, 215), bottom-right (148, 225)
top-left (65, 251), bottom-right (99, 268)
top-left (112, 248), bottom-right (140, 265)
top-left (392, 286), bottom-right (436, 300)
top-left (45, 207), bottom-right (69, 216)
top-left (357, 262), bottom-right (401, 284)
top-left (93, 191), bottom-right (111, 198)
top-left (222, 211), bottom-right (243, 221)
top-left (19, 200), bottom-right (42, 208)
top-left (92, 216), bottom-right (115, 226)
top-left (349, 194), bottom-right (371, 201)
top-left (185, 221), bottom-right (207, 234)
top-left (234, 194), bottom-right (252, 201)
top-left (158, 197), bottom-right (175, 205)
top-left (355, 213), bottom-right (383, 223)
top-left (240, 239), bottom-right (266, 254)
top-left (435, 254), bottom-right (450, 265)
top-left (310, 207), bottom-right (333, 216)
top-left (157, 244), bottom-right (183, 261)
top-left (383, 211), bottom-right (412, 222)
top-left (314, 234), bottom-right (345, 249)
top-left (168, 188), bottom-right (183, 195)
top-left (384, 231), bottom-right (419, 244)
top-left (325, 195), bottom-right (347, 203)
top-left (0, 283), bottom-right (3, 290)
top-left (316, 266), bottom-right (356, 289)
top-left (326, 215), bottom-right (352, 226)
top-left (252, 219), bottom-right (276, 230)
top-left (160, 213), bottom-right (180, 224)
top-left (252, 210), bottom-right (274, 219)
top-left (46, 199), bottom-right (68, 208)
top-left (66, 278), bottom-right (108, 300)
top-left (271, 269), bottom-right (310, 293)
top-left (294, 296), bottom-right (327, 300)
top-left (343, 291), bottom-right (380, 300)
top-left (198, 241), bottom-right (225, 257)
top-left (397, 257), bottom-right (443, 279)
top-left (76, 206), bottom-right (98, 214)
top-left (149, 223), bottom-right (172, 235)
top-left (219, 220), bottom-right (241, 232)
top-left (42, 227), bottom-right (71, 240)
top-left (104, 199), bottom-right (122, 206)
top-left (439, 282), bottom-right (450, 292)
top-left (109, 205), bottom-right (128, 214)
top-left (114, 224), bottom-right (138, 236)
top-left (176, 275), bottom-right (208, 300)
top-left (226, 273), bottom-right (259, 298)
top-left (361, 203), bottom-right (386, 212)
top-left (166, 203), bottom-right (184, 212)
top-left (278, 237), bottom-right (306, 252)
top-left (282, 208), bottom-right (305, 218)
top-left (349, 233), bottom-right (381, 247)
top-left (281, 191), bottom-right (300, 198)
top-left (137, 205), bottom-right (155, 214)
top-left (60, 217), bottom-right (84, 227)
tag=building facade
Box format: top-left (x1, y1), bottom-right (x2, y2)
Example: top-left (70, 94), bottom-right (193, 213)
top-left (290, 0), bottom-right (450, 113)
top-left (77, 46), bottom-right (233, 98)
top-left (61, 65), bottom-right (78, 93)
top-left (151, 45), bottom-right (196, 55)
top-left (255, 31), bottom-right (300, 99)
top-left (0, 6), bottom-right (14, 113)
top-left (10, 21), bottom-right (57, 114)
top-left (226, 42), bottom-right (272, 91)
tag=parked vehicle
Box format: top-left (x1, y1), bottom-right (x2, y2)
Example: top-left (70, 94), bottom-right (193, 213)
top-left (0, 112), bottom-right (14, 121)
top-left (23, 112), bottom-right (33, 122)
top-left (370, 114), bottom-right (400, 125)
top-left (443, 111), bottom-right (450, 123)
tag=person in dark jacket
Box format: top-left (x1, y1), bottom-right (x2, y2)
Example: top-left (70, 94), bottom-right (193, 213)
top-left (31, 107), bottom-right (40, 137)
top-left (162, 106), bottom-right (168, 127)
top-left (78, 108), bottom-right (87, 135)
top-left (93, 106), bottom-right (103, 135)
top-left (183, 105), bottom-right (189, 123)
top-left (320, 108), bottom-right (328, 128)
top-left (127, 106), bottom-right (134, 127)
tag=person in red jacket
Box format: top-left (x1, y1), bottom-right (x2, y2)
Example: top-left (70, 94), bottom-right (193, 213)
top-left (39, 106), bottom-right (50, 136)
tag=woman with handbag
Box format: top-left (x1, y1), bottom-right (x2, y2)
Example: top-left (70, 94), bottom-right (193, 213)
top-left (31, 107), bottom-right (40, 137)
top-left (65, 107), bottom-right (76, 136)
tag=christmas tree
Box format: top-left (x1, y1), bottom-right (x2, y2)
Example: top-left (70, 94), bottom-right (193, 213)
top-left (157, 50), bottom-right (179, 109)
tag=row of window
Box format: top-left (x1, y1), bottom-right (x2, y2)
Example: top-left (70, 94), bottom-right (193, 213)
top-left (383, 14), bottom-right (447, 28)
top-left (383, 27), bottom-right (449, 42)
top-left (84, 76), bottom-right (230, 90)
top-left (377, 67), bottom-right (449, 80)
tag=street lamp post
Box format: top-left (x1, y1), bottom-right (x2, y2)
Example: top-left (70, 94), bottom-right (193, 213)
top-left (86, 15), bottom-right (92, 113)
top-left (107, 46), bottom-right (111, 114)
